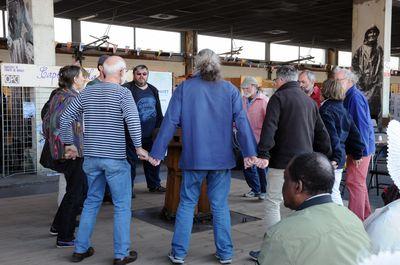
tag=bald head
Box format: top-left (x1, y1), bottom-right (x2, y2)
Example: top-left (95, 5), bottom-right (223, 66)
top-left (103, 56), bottom-right (127, 84)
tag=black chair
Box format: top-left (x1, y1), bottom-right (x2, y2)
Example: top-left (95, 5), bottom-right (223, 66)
top-left (368, 145), bottom-right (391, 196)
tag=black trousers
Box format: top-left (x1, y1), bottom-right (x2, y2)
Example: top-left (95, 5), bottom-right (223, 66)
top-left (51, 158), bottom-right (87, 241)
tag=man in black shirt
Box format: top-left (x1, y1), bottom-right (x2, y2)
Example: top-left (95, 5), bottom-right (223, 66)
top-left (249, 65), bottom-right (331, 261)
top-left (124, 65), bottom-right (166, 193)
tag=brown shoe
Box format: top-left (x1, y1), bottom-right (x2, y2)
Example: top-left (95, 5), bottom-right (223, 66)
top-left (71, 247), bottom-right (95, 262)
top-left (113, 250), bottom-right (138, 265)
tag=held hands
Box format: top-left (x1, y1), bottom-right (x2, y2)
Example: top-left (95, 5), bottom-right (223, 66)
top-left (135, 147), bottom-right (161, 167)
top-left (243, 156), bottom-right (269, 169)
top-left (135, 147), bottom-right (149, 161)
top-left (64, 145), bottom-right (78, 160)
top-left (254, 158), bottom-right (269, 169)
top-left (135, 146), bottom-right (160, 166)
top-left (244, 156), bottom-right (258, 169)
top-left (148, 156), bottom-right (161, 166)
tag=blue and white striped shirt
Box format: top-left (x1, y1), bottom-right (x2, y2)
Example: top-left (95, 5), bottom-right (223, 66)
top-left (60, 82), bottom-right (142, 159)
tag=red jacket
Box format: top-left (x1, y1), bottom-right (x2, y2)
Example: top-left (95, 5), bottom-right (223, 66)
top-left (310, 85), bottom-right (321, 107)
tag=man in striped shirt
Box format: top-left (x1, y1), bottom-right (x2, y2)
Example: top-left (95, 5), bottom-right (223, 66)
top-left (60, 56), bottom-right (146, 264)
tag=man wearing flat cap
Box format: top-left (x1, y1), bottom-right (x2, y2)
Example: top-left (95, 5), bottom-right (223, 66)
top-left (240, 76), bottom-right (269, 200)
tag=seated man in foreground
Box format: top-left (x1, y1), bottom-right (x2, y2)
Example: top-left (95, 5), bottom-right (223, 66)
top-left (257, 152), bottom-right (371, 265)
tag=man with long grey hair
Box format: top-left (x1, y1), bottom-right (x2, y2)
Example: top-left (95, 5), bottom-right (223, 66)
top-left (148, 49), bottom-right (257, 264)
top-left (250, 65), bottom-right (331, 261)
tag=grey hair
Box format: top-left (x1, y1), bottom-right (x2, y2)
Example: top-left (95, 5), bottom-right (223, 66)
top-left (276, 65), bottom-right (298, 82)
top-left (103, 56), bottom-right (126, 76)
top-left (334, 67), bottom-right (359, 84)
top-left (299, 70), bottom-right (316, 83)
top-left (194, 49), bottom-right (222, 81)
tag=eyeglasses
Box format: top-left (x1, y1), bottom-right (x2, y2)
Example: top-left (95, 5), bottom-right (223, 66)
top-left (135, 72), bottom-right (148, 76)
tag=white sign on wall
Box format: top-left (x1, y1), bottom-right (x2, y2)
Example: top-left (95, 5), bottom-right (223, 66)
top-left (147, 71), bottom-right (173, 115)
top-left (1, 63), bottom-right (173, 114)
top-left (1, 63), bottom-right (99, 87)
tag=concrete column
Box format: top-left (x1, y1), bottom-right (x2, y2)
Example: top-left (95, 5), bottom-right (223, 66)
top-left (31, 0), bottom-right (56, 172)
top-left (71, 19), bottom-right (81, 43)
top-left (7, 0), bottom-right (56, 174)
top-left (351, 0), bottom-right (392, 119)
top-left (7, 0), bottom-right (55, 64)
top-left (398, 56), bottom-right (400, 71)
top-left (31, 0), bottom-right (55, 173)
top-left (184, 30), bottom-right (197, 75)
top-left (31, 0), bottom-right (55, 65)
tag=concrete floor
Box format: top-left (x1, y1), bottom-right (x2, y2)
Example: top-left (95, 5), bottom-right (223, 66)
top-left (0, 170), bottom-right (387, 265)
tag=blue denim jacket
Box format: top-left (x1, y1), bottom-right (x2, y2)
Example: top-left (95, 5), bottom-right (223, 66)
top-left (343, 85), bottom-right (375, 156)
top-left (150, 75), bottom-right (257, 170)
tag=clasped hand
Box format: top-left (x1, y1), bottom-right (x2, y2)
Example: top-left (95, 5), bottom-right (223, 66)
top-left (64, 145), bottom-right (78, 160)
top-left (137, 148), bottom-right (162, 166)
top-left (135, 147), bottom-right (149, 161)
top-left (64, 145), bottom-right (267, 169)
top-left (244, 156), bottom-right (269, 169)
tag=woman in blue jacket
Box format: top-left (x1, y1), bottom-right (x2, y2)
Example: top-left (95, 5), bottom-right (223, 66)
top-left (319, 79), bottom-right (365, 205)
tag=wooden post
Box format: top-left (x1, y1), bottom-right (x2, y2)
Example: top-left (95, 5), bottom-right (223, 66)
top-left (327, 48), bottom-right (338, 66)
top-left (184, 31), bottom-right (197, 76)
top-left (161, 129), bottom-right (211, 220)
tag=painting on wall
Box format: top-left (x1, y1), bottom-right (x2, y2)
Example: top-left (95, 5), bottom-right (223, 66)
top-left (352, 25), bottom-right (383, 119)
top-left (7, 0), bottom-right (34, 64)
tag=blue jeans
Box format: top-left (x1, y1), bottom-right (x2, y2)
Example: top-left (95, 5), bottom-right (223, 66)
top-left (243, 166), bottom-right (267, 194)
top-left (171, 170), bottom-right (233, 260)
top-left (75, 156), bottom-right (132, 259)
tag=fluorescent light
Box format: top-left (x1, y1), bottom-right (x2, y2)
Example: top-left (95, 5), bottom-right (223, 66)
top-left (272, 39), bottom-right (292, 44)
top-left (149, 13), bottom-right (177, 20)
top-left (78, 14), bottom-right (98, 21)
top-left (264, 30), bottom-right (288, 35)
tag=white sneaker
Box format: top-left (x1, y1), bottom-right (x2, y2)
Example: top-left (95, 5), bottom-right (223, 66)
top-left (243, 191), bottom-right (259, 198)
top-left (168, 252), bottom-right (185, 264)
top-left (259, 193), bottom-right (266, 200)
